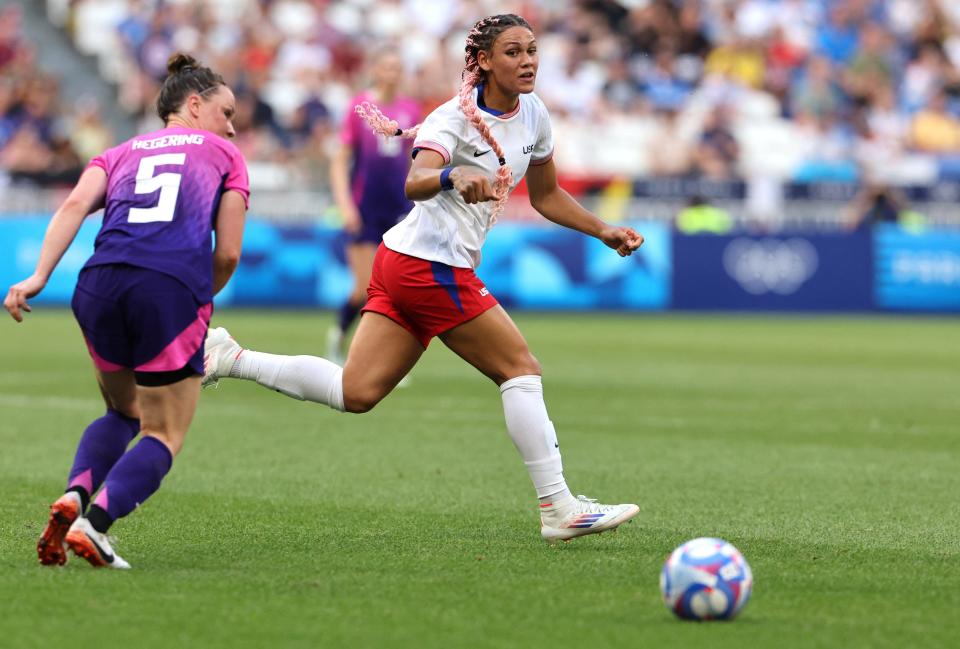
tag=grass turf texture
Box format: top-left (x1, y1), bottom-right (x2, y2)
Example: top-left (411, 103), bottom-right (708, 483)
top-left (1, 310), bottom-right (958, 648)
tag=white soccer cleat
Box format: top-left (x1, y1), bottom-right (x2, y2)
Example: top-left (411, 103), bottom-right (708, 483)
top-left (203, 326), bottom-right (243, 388)
top-left (325, 325), bottom-right (346, 366)
top-left (540, 494), bottom-right (640, 545)
top-left (64, 517), bottom-right (131, 569)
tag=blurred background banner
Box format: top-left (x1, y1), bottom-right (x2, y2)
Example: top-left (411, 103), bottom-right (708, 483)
top-left (0, 214), bottom-right (100, 304)
top-left (0, 215), bottom-right (672, 310)
top-left (874, 224), bottom-right (960, 311)
top-left (469, 221), bottom-right (671, 311)
top-left (672, 230), bottom-right (874, 311)
top-left (7, 214), bottom-right (960, 313)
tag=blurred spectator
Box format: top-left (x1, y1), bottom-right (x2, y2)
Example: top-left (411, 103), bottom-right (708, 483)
top-left (841, 21), bottom-right (895, 107)
top-left (909, 89), bottom-right (960, 152)
top-left (792, 111), bottom-right (859, 182)
top-left (0, 4), bottom-right (84, 186)
top-left (901, 42), bottom-right (947, 112)
top-left (844, 183), bottom-right (926, 230)
top-left (790, 55), bottom-right (843, 119)
top-left (703, 36), bottom-right (766, 89)
top-left (815, 1), bottom-right (861, 65)
top-left (648, 107), bottom-right (694, 177)
top-left (693, 104), bottom-right (740, 180)
top-left (675, 194), bottom-right (733, 234)
top-left (600, 58), bottom-right (643, 114)
top-left (69, 96), bottom-right (114, 162)
top-left (642, 47), bottom-right (694, 111)
top-left (764, 25), bottom-right (807, 109)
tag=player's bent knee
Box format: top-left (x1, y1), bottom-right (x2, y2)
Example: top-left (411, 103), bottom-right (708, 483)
top-left (510, 352), bottom-right (541, 379)
top-left (342, 387), bottom-right (384, 414)
top-left (523, 353), bottom-right (542, 377)
top-left (343, 396), bottom-right (378, 414)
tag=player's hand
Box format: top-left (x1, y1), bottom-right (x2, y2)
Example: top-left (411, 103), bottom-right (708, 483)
top-left (4, 274), bottom-right (47, 323)
top-left (451, 167), bottom-right (498, 204)
top-left (600, 226), bottom-right (644, 257)
top-left (341, 204), bottom-right (361, 234)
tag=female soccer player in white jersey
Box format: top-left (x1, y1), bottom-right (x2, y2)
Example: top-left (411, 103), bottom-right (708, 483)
top-left (204, 14), bottom-right (643, 543)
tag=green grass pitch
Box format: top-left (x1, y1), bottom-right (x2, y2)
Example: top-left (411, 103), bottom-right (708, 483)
top-left (1, 310), bottom-right (958, 648)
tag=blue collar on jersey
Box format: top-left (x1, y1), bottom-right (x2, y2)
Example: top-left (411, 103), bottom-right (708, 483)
top-left (476, 83), bottom-right (506, 116)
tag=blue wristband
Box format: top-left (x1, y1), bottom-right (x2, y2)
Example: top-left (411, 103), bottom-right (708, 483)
top-left (439, 167), bottom-right (454, 190)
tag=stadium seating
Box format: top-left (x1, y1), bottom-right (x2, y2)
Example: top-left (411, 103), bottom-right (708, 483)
top-left (4, 1), bottom-right (960, 229)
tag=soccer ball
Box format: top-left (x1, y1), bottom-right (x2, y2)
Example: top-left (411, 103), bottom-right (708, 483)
top-left (660, 537), bottom-right (753, 621)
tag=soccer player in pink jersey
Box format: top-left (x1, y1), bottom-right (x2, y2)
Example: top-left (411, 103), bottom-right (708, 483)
top-left (205, 15), bottom-right (644, 544)
top-left (327, 48), bottom-right (420, 363)
top-left (4, 54), bottom-right (249, 568)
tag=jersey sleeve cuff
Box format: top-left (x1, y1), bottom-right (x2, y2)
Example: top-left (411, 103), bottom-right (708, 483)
top-left (529, 149), bottom-right (554, 166)
top-left (412, 140), bottom-right (452, 165)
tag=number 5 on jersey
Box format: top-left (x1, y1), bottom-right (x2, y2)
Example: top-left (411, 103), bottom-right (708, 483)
top-left (128, 153), bottom-right (186, 223)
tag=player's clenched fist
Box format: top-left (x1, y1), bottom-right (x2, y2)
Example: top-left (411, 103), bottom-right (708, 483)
top-left (600, 226), bottom-right (644, 257)
top-left (450, 167), bottom-right (498, 204)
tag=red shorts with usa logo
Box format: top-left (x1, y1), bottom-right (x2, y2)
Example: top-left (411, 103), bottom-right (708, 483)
top-left (361, 244), bottom-right (498, 348)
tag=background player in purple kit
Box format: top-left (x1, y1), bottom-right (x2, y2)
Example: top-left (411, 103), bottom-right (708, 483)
top-left (327, 48), bottom-right (420, 363)
top-left (3, 53), bottom-right (249, 569)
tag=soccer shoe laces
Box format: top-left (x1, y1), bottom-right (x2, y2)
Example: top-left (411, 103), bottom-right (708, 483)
top-left (572, 495), bottom-right (620, 514)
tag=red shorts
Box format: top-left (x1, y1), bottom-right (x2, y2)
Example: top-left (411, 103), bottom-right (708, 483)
top-left (362, 244), bottom-right (499, 348)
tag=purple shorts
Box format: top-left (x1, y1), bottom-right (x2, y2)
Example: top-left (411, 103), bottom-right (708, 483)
top-left (348, 211), bottom-right (406, 245)
top-left (71, 264), bottom-right (212, 385)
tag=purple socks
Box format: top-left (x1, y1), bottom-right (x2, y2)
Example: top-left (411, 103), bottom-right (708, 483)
top-left (66, 409), bottom-right (140, 509)
top-left (337, 299), bottom-right (363, 333)
top-left (88, 435), bottom-right (173, 533)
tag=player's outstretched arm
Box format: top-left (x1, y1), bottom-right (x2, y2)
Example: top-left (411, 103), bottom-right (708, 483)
top-left (3, 167), bottom-right (107, 322)
top-left (526, 158), bottom-right (643, 257)
top-left (212, 190), bottom-right (247, 296)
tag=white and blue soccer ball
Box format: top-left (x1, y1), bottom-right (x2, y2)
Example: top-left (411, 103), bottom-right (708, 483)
top-left (660, 537), bottom-right (753, 621)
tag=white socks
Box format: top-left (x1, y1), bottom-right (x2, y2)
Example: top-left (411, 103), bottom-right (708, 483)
top-left (500, 375), bottom-right (572, 503)
top-left (231, 351), bottom-right (345, 412)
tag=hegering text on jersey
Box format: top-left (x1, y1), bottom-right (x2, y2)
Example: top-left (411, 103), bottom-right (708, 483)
top-left (132, 133), bottom-right (206, 150)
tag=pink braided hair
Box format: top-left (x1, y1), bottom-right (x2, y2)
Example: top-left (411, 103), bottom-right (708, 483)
top-left (458, 16), bottom-right (517, 225)
top-left (354, 101), bottom-right (420, 139)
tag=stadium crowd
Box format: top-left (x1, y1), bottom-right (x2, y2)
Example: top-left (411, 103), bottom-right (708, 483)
top-left (0, 5), bottom-right (114, 186)
top-left (7, 0), bottom-right (960, 194)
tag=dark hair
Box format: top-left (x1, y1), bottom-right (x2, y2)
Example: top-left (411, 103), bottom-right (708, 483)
top-left (156, 53), bottom-right (225, 122)
top-left (463, 14), bottom-right (532, 81)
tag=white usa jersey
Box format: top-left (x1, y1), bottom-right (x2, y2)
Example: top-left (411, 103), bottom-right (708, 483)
top-left (382, 89), bottom-right (554, 269)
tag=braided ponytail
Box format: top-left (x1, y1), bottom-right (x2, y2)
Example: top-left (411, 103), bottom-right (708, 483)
top-left (354, 101), bottom-right (420, 138)
top-left (458, 14), bottom-right (530, 224)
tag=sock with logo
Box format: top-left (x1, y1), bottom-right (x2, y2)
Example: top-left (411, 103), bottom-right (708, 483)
top-left (87, 435), bottom-right (173, 532)
top-left (65, 409), bottom-right (141, 511)
top-left (232, 350), bottom-right (345, 411)
top-left (499, 375), bottom-right (573, 508)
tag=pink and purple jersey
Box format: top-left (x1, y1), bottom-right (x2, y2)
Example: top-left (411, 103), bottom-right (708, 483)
top-left (83, 126), bottom-right (249, 302)
top-left (341, 92), bottom-right (419, 223)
